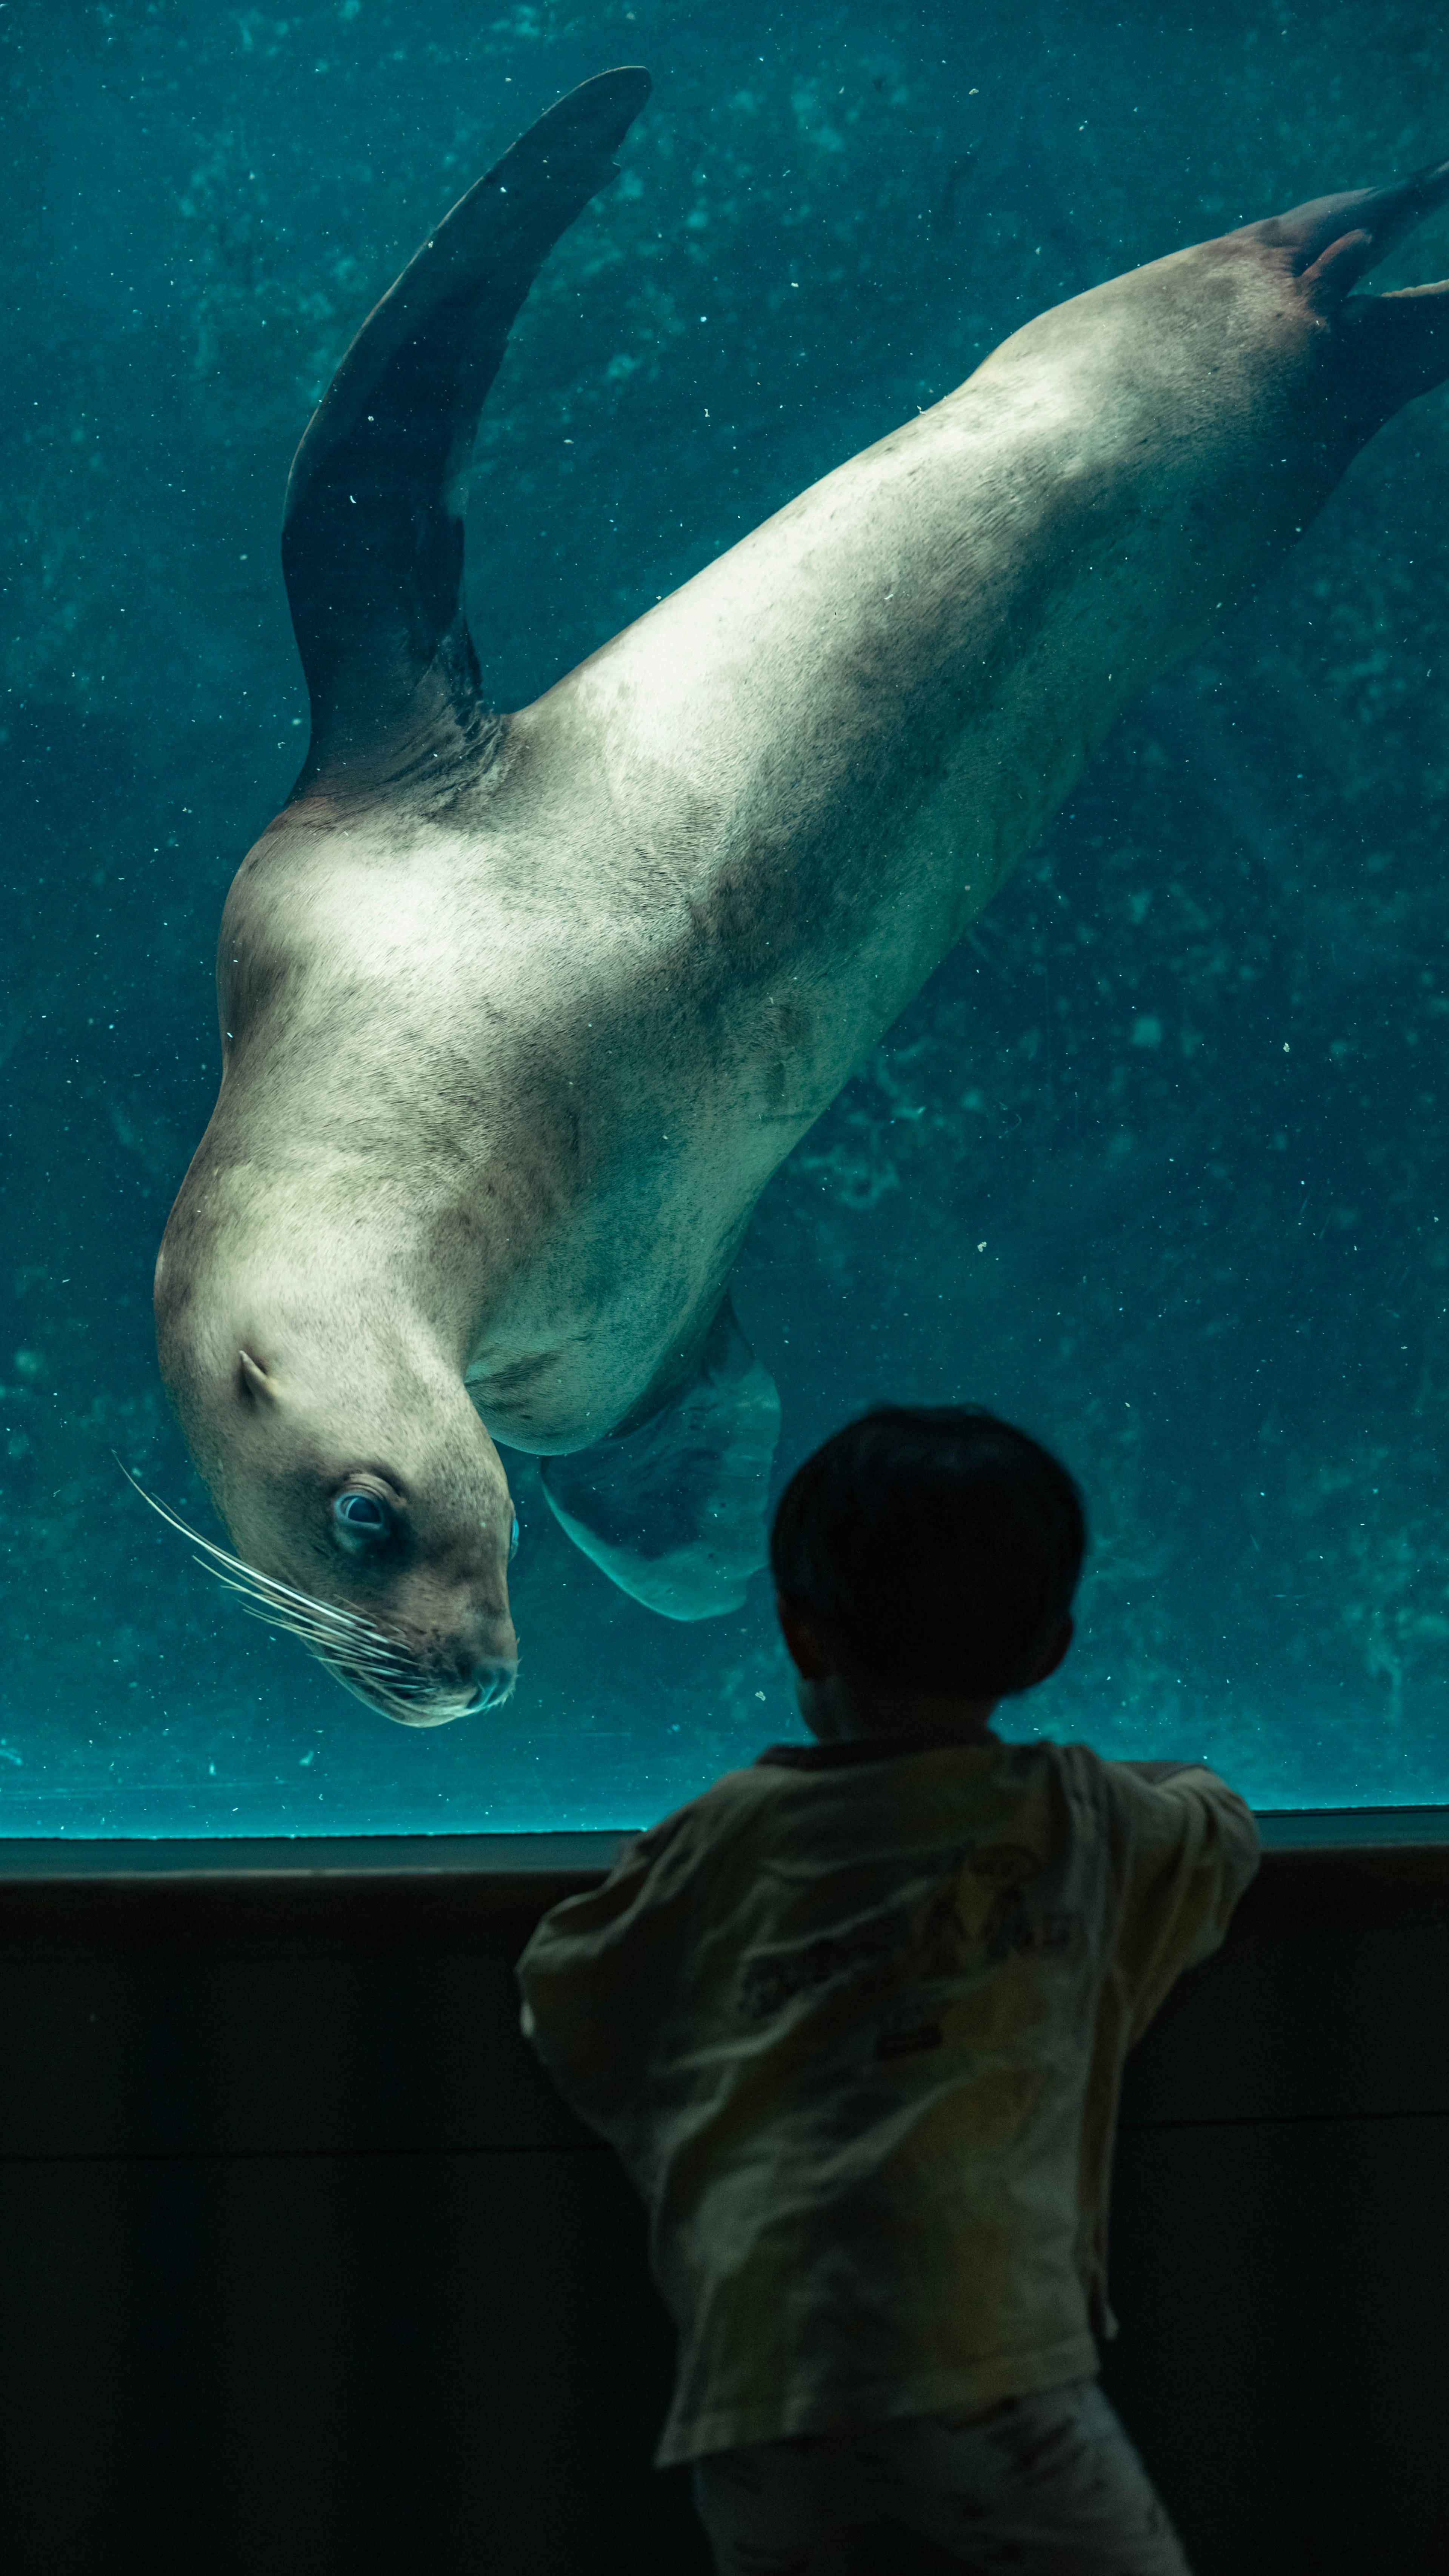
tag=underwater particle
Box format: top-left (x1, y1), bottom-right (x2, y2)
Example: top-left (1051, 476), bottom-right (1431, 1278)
top-left (12, 1350), bottom-right (46, 1383)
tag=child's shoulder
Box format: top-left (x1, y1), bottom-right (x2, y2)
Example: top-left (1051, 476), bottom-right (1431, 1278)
top-left (611, 1758), bottom-right (783, 1870)
top-left (623, 1735), bottom-right (1189, 1872)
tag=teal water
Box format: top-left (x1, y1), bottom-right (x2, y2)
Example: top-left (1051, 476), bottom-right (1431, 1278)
top-left (5, 0), bottom-right (1449, 1834)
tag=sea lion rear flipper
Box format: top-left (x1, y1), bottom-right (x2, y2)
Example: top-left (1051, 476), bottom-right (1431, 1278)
top-left (539, 1303), bottom-right (781, 1620)
top-left (1243, 159), bottom-right (1449, 418)
top-left (281, 67), bottom-right (651, 791)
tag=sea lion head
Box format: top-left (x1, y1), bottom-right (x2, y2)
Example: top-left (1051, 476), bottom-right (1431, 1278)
top-left (152, 1292), bottom-right (520, 1726)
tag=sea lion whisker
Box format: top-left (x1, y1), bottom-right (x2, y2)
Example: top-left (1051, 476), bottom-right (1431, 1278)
top-left (119, 1460), bottom-right (418, 1663)
top-left (215, 1584), bottom-right (351, 1642)
top-left (208, 1581), bottom-right (431, 1700)
top-left (198, 1563), bottom-right (396, 1651)
top-left (210, 1578), bottom-right (406, 1666)
top-left (118, 1463), bottom-right (498, 1723)
top-left (196, 1549), bottom-right (365, 1628)
top-left (118, 1466), bottom-right (312, 1596)
top-left (203, 1560), bottom-right (380, 1638)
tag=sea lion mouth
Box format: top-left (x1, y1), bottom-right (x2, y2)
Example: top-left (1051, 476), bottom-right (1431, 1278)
top-left (353, 1661), bottom-right (519, 1727)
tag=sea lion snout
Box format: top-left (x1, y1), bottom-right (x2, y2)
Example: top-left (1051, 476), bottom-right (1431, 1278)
top-left (363, 1566), bottom-right (521, 1726)
top-left (255, 1494), bottom-right (522, 1728)
top-left (228, 1529), bottom-right (521, 1730)
top-left (383, 1654), bottom-right (519, 1729)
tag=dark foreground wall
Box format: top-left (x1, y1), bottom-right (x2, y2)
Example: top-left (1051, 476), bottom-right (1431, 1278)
top-left (0, 1823), bottom-right (1444, 2576)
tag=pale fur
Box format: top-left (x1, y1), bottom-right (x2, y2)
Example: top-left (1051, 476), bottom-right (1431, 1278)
top-left (153, 157), bottom-right (1449, 1709)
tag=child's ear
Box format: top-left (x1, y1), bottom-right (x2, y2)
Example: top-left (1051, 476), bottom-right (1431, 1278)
top-left (775, 1593), bottom-right (836, 1680)
top-left (1026, 1617), bottom-right (1074, 1686)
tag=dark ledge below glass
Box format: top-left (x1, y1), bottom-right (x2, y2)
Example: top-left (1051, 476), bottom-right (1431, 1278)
top-left (0, 1805), bottom-right (1446, 1882)
top-left (0, 1831), bottom-right (627, 1878)
top-left (0, 1810), bottom-right (1440, 1957)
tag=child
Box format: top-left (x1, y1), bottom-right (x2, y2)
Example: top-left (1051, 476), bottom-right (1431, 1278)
top-left (517, 1406), bottom-right (1259, 2574)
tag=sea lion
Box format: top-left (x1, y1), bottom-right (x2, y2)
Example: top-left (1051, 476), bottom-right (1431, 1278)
top-left (151, 66), bottom-right (1449, 1724)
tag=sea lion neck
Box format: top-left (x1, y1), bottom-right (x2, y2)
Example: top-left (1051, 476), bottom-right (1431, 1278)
top-left (157, 1051), bottom-right (548, 1357)
top-left (156, 1172), bottom-right (484, 1398)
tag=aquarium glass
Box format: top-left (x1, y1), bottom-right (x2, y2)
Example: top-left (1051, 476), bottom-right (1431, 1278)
top-left (6, 0), bottom-right (1449, 1834)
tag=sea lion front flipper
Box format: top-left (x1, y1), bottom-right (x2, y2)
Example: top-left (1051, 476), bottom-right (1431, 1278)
top-left (281, 66), bottom-right (651, 792)
top-left (539, 1303), bottom-right (781, 1620)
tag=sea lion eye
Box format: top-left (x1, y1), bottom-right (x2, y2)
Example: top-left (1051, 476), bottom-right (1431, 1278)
top-left (334, 1490), bottom-right (390, 1538)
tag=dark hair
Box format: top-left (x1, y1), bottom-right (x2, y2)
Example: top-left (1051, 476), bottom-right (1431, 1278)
top-left (769, 1406), bottom-right (1085, 1696)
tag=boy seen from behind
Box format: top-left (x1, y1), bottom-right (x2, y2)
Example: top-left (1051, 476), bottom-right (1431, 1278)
top-left (518, 1406), bottom-right (1259, 2574)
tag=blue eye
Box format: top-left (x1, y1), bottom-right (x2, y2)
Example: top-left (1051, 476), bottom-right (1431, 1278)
top-left (334, 1491), bottom-right (389, 1536)
top-left (509, 1514), bottom-right (519, 1561)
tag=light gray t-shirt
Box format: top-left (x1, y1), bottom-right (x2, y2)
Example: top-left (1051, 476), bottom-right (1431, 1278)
top-left (517, 1736), bottom-right (1260, 2465)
